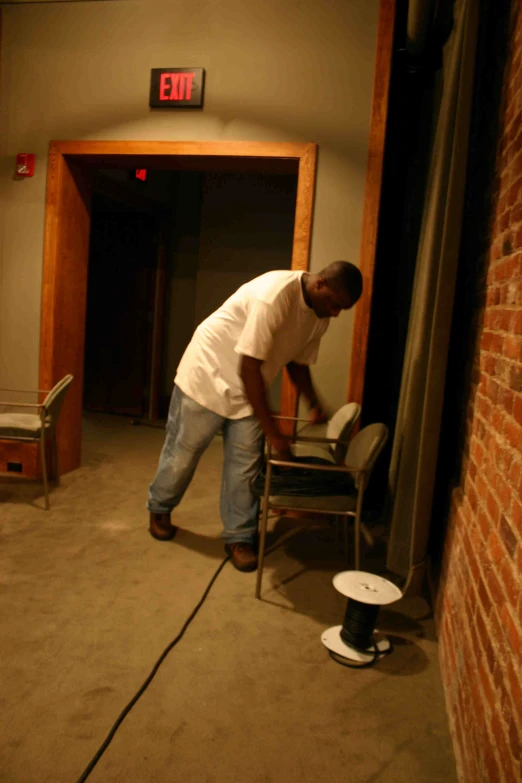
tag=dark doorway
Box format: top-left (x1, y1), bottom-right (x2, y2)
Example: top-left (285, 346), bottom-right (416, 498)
top-left (83, 191), bottom-right (158, 416)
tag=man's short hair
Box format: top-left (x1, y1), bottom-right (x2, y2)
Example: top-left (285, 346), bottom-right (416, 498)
top-left (319, 261), bottom-right (363, 303)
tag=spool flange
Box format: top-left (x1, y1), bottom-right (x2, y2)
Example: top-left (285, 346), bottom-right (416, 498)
top-left (321, 571), bottom-right (402, 665)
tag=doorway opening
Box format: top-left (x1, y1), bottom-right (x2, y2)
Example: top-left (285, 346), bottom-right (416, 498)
top-left (39, 141), bottom-right (317, 474)
top-left (83, 167), bottom-right (299, 421)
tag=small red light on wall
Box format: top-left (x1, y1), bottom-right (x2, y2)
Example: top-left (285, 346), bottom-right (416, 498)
top-left (135, 169), bottom-right (147, 182)
top-left (16, 153), bottom-right (35, 177)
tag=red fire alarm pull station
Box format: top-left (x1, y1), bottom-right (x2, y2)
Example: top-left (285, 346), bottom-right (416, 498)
top-left (16, 154), bottom-right (35, 177)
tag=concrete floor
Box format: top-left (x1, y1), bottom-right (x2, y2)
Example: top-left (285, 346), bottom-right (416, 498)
top-left (0, 413), bottom-right (457, 783)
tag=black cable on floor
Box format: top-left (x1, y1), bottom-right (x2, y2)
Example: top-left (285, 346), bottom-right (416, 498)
top-left (75, 555), bottom-right (230, 783)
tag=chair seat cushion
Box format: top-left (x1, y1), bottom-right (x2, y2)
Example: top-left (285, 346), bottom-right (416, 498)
top-left (252, 456), bottom-right (355, 497)
top-left (292, 442), bottom-right (335, 462)
top-left (0, 412), bottom-right (44, 438)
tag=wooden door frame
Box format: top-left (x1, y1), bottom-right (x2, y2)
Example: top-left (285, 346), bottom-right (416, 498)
top-left (347, 0), bottom-right (396, 406)
top-left (39, 140), bottom-right (317, 474)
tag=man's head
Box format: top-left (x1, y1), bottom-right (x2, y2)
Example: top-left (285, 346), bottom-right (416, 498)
top-left (304, 261), bottom-right (363, 318)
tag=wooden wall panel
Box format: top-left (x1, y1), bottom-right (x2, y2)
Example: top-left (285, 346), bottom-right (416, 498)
top-left (347, 0), bottom-right (396, 405)
top-left (40, 151), bottom-right (92, 473)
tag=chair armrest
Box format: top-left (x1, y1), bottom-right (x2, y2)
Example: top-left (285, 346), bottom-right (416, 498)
top-left (268, 457), bottom-right (365, 474)
top-left (293, 434), bottom-right (349, 445)
top-left (0, 388), bottom-right (50, 394)
top-left (0, 401), bottom-right (43, 408)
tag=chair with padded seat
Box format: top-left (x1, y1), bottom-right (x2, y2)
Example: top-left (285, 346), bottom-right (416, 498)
top-left (0, 374), bottom-right (74, 509)
top-left (254, 421), bottom-right (389, 599)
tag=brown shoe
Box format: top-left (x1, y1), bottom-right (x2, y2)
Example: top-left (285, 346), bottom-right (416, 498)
top-left (225, 542), bottom-right (258, 572)
top-left (149, 512), bottom-right (177, 541)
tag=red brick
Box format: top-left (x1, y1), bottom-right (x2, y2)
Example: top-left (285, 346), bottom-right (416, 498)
top-left (499, 514), bottom-right (519, 557)
top-left (503, 335), bottom-right (522, 360)
top-left (488, 526), bottom-right (506, 566)
top-left (509, 364), bottom-right (522, 392)
top-left (483, 353), bottom-right (496, 375)
top-left (511, 203), bottom-right (522, 224)
top-left (487, 489), bottom-right (501, 525)
top-left (484, 746), bottom-right (502, 783)
top-left (500, 604), bottom-right (522, 660)
top-left (506, 657), bottom-right (522, 726)
top-left (508, 457), bottom-right (521, 487)
top-left (505, 418), bottom-right (522, 449)
top-left (476, 473), bottom-right (488, 502)
top-left (483, 635), bottom-right (497, 678)
top-left (496, 474), bottom-right (513, 511)
top-left (467, 541), bottom-right (483, 586)
top-left (501, 386), bottom-right (514, 413)
top-left (496, 357), bottom-right (512, 384)
top-left (512, 498), bottom-right (522, 535)
top-left (478, 656), bottom-right (496, 713)
top-left (490, 609), bottom-right (509, 660)
top-left (486, 565), bottom-right (506, 608)
top-left (491, 406), bottom-right (504, 432)
top-left (477, 575), bottom-right (492, 614)
top-left (489, 332), bottom-right (505, 353)
top-left (486, 377), bottom-right (502, 403)
top-left (514, 394), bottom-right (522, 426)
top-left (498, 556), bottom-right (521, 610)
top-left (477, 508), bottom-right (491, 541)
top-left (513, 148), bottom-right (522, 181)
top-left (490, 712), bottom-right (513, 773)
top-left (507, 177), bottom-right (522, 208)
top-left (471, 437), bottom-right (485, 464)
top-left (492, 308), bottom-right (513, 331)
top-left (508, 719), bottom-right (521, 764)
top-left (467, 482), bottom-right (478, 513)
top-left (513, 310), bottom-right (522, 335)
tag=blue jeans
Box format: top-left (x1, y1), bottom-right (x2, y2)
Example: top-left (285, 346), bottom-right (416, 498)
top-left (148, 386), bottom-right (263, 544)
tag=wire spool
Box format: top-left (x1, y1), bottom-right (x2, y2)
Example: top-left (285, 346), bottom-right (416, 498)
top-left (321, 571), bottom-right (402, 668)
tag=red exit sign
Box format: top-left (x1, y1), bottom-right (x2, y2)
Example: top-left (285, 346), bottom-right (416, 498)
top-left (150, 68), bottom-right (205, 108)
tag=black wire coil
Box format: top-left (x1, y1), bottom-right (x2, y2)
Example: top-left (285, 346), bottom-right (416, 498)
top-left (340, 599), bottom-right (380, 652)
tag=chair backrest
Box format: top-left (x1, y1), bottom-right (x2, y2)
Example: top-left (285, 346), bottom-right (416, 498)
top-left (326, 402), bottom-right (361, 464)
top-left (42, 375), bottom-right (74, 429)
top-left (345, 422), bottom-right (388, 487)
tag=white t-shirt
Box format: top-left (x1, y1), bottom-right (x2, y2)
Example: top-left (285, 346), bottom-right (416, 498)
top-left (175, 270), bottom-right (329, 419)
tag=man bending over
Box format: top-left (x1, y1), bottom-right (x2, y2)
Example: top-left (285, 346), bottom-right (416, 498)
top-left (147, 261), bottom-right (362, 572)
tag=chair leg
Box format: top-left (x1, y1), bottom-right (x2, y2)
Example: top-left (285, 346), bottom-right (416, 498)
top-left (255, 463), bottom-right (272, 599)
top-left (360, 522), bottom-right (374, 548)
top-left (40, 429), bottom-right (50, 510)
top-left (343, 515), bottom-right (349, 558)
top-left (354, 478), bottom-right (366, 571)
top-left (52, 431), bottom-right (60, 485)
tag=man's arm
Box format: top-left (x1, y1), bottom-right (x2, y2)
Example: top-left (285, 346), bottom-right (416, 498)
top-left (239, 355), bottom-right (293, 460)
top-left (286, 362), bottom-right (328, 424)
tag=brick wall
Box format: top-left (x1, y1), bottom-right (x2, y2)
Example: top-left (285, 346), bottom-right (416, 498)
top-left (435, 2), bottom-right (522, 781)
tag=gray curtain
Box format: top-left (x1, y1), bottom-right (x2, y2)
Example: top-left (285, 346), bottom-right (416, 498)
top-left (386, 0), bottom-right (479, 593)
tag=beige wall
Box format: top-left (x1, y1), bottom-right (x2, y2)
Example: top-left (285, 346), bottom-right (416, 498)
top-left (0, 0), bottom-right (379, 410)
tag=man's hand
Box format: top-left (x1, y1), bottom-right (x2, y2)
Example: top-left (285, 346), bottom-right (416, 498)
top-left (240, 355), bottom-right (295, 462)
top-left (269, 432), bottom-right (294, 462)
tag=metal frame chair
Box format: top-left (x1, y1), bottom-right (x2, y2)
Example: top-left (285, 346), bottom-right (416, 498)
top-left (0, 375), bottom-right (74, 509)
top-left (255, 421), bottom-right (388, 599)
